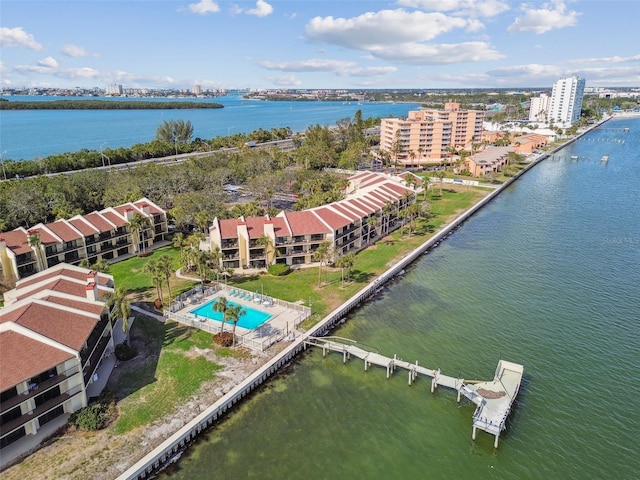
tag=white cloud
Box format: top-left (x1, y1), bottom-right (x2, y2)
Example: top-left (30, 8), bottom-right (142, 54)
top-left (305, 9), bottom-right (502, 66)
top-left (508, 0), bottom-right (579, 34)
top-left (397, 0), bottom-right (509, 17)
top-left (306, 10), bottom-right (469, 48)
top-left (246, 0), bottom-right (273, 17)
top-left (259, 58), bottom-right (396, 78)
top-left (61, 44), bottom-right (98, 58)
top-left (486, 63), bottom-right (563, 78)
top-left (187, 0), bottom-right (220, 15)
top-left (0, 27), bottom-right (44, 50)
top-left (260, 59), bottom-right (356, 72)
top-left (568, 54), bottom-right (640, 64)
top-left (37, 57), bottom-right (58, 68)
top-left (369, 41), bottom-right (504, 65)
top-left (339, 66), bottom-right (398, 77)
top-left (266, 75), bottom-right (303, 86)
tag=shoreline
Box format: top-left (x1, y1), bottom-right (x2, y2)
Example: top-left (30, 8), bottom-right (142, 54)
top-left (116, 123), bottom-right (607, 480)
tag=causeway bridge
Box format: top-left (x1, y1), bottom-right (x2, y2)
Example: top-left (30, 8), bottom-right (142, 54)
top-left (304, 336), bottom-right (524, 448)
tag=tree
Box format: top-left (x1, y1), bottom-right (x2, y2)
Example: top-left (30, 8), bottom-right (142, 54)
top-left (212, 296), bottom-right (229, 334)
top-left (382, 200), bottom-right (395, 235)
top-left (226, 304), bottom-right (246, 347)
top-left (313, 240), bottom-right (332, 287)
top-left (156, 254), bottom-right (174, 301)
top-left (334, 252), bottom-right (355, 286)
top-left (433, 171), bottom-right (445, 196)
top-left (26, 231), bottom-right (47, 272)
top-left (104, 287), bottom-right (131, 335)
top-left (128, 213), bottom-right (150, 254)
top-left (156, 119), bottom-right (194, 145)
top-left (143, 259), bottom-right (164, 303)
top-left (256, 234), bottom-right (275, 266)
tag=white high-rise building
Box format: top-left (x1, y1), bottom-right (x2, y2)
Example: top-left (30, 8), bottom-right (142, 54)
top-left (547, 75), bottom-right (586, 126)
top-left (529, 93), bottom-right (549, 122)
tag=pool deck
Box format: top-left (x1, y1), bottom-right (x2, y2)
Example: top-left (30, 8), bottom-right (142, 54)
top-left (165, 284), bottom-right (310, 351)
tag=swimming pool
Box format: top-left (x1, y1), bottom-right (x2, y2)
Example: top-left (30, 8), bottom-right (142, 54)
top-left (190, 300), bottom-right (272, 330)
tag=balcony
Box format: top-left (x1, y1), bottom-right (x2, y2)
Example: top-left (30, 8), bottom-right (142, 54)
top-left (0, 365), bottom-right (80, 412)
top-left (0, 384), bottom-right (83, 437)
top-left (83, 334), bottom-right (111, 385)
top-left (221, 241), bottom-right (239, 249)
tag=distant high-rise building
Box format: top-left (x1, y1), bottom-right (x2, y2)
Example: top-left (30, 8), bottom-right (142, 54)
top-left (547, 76), bottom-right (586, 126)
top-left (529, 93), bottom-right (549, 122)
top-left (191, 85), bottom-right (202, 95)
top-left (105, 84), bottom-right (123, 96)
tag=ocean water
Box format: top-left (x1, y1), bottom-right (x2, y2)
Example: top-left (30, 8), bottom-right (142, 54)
top-left (159, 117), bottom-right (640, 479)
top-left (0, 96), bottom-right (420, 161)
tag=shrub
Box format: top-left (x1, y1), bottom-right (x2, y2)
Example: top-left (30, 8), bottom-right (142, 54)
top-left (115, 342), bottom-right (136, 361)
top-left (68, 390), bottom-right (116, 431)
top-left (267, 264), bottom-right (291, 276)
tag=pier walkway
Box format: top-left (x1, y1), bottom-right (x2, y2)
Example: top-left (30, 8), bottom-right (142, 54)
top-left (304, 336), bottom-right (523, 448)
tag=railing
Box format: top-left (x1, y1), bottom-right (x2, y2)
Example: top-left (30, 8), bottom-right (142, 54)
top-left (0, 384), bottom-right (83, 438)
top-left (0, 365), bottom-right (81, 412)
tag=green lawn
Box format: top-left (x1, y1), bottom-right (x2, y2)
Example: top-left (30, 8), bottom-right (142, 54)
top-left (108, 246), bottom-right (179, 292)
top-left (110, 316), bottom-right (222, 434)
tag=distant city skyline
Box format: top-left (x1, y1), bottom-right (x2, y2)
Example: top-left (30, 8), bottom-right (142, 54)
top-left (1, 1), bottom-right (639, 90)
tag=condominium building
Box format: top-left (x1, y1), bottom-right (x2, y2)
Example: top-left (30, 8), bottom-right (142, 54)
top-left (464, 146), bottom-right (514, 177)
top-left (0, 264), bottom-right (119, 458)
top-left (528, 93), bottom-right (550, 122)
top-left (0, 198), bottom-right (168, 281)
top-left (207, 171), bottom-right (418, 271)
top-left (379, 102), bottom-right (484, 167)
top-left (547, 75), bottom-right (586, 126)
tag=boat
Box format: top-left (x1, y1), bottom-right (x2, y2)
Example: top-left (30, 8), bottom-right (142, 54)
top-left (601, 155), bottom-right (609, 163)
top-left (570, 155), bottom-right (579, 160)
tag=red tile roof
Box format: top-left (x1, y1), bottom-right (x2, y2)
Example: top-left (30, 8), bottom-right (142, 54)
top-left (1, 229), bottom-right (30, 255)
top-left (219, 219), bottom-right (240, 239)
top-left (271, 216), bottom-right (291, 237)
top-left (101, 210), bottom-right (128, 228)
top-left (311, 207), bottom-right (350, 230)
top-left (283, 211), bottom-right (332, 236)
top-left (45, 220), bottom-right (82, 243)
top-left (133, 200), bottom-right (163, 215)
top-left (84, 212), bottom-right (115, 233)
top-left (0, 302), bottom-right (97, 350)
top-left (328, 204), bottom-right (361, 222)
top-left (16, 266), bottom-right (111, 290)
top-left (245, 216), bottom-right (267, 239)
top-left (0, 331), bottom-right (73, 392)
top-left (68, 217), bottom-right (99, 236)
top-left (27, 227), bottom-right (59, 246)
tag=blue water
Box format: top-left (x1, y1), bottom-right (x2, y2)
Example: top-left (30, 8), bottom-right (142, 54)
top-left (159, 116), bottom-right (640, 479)
top-left (190, 300), bottom-right (272, 330)
top-left (0, 96), bottom-right (421, 161)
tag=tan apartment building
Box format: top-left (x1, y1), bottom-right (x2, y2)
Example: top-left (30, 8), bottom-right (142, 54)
top-left (380, 102), bottom-right (484, 167)
top-left (207, 171), bottom-right (418, 272)
top-left (0, 198), bottom-right (168, 282)
top-left (465, 146), bottom-right (514, 177)
top-left (0, 264), bottom-right (119, 460)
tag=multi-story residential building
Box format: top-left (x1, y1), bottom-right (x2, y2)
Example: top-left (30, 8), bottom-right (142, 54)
top-left (0, 264), bottom-right (119, 457)
top-left (529, 93), bottom-right (550, 122)
top-left (207, 172), bottom-right (418, 272)
top-left (464, 146), bottom-right (514, 177)
top-left (379, 102), bottom-right (484, 167)
top-left (0, 198), bottom-right (168, 281)
top-left (547, 75), bottom-right (586, 126)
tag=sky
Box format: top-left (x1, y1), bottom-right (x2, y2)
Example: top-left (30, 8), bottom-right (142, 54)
top-left (1, 0), bottom-right (639, 90)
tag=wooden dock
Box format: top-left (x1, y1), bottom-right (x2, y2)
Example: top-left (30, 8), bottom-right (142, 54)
top-left (304, 336), bottom-right (523, 448)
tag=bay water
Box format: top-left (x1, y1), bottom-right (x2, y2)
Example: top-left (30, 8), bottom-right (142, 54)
top-left (0, 96), bottom-right (420, 161)
top-left (159, 117), bottom-right (640, 479)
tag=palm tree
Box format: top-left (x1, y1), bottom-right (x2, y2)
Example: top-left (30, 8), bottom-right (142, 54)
top-left (212, 296), bottom-right (229, 334)
top-left (104, 287), bottom-right (132, 336)
top-left (128, 213), bottom-right (150, 254)
top-left (366, 215), bottom-right (377, 243)
top-left (434, 171), bottom-right (445, 196)
top-left (26, 231), bottom-right (46, 272)
top-left (313, 240), bottom-right (332, 288)
top-left (382, 201), bottom-right (395, 235)
top-left (156, 254), bottom-right (174, 300)
top-left (143, 259), bottom-right (164, 303)
top-left (226, 304), bottom-right (246, 347)
top-left (256, 234), bottom-right (275, 266)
